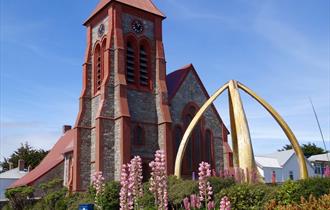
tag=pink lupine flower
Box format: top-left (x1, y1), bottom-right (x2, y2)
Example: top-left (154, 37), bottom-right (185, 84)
top-left (207, 201), bottom-right (215, 210)
top-left (198, 162), bottom-right (213, 207)
top-left (128, 156), bottom-right (143, 206)
top-left (250, 168), bottom-right (258, 184)
top-left (120, 164), bottom-right (133, 210)
top-left (91, 171), bottom-right (106, 209)
top-left (183, 197), bottom-right (191, 210)
top-left (324, 165), bottom-right (330, 177)
top-left (219, 196), bottom-right (231, 210)
top-left (190, 194), bottom-right (197, 208)
top-left (91, 171), bottom-right (105, 195)
top-left (149, 150), bottom-right (168, 210)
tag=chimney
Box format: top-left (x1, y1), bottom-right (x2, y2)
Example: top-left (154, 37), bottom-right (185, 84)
top-left (18, 159), bottom-right (25, 171)
top-left (9, 162), bottom-right (13, 170)
top-left (28, 165), bottom-right (32, 172)
top-left (63, 125), bottom-right (72, 134)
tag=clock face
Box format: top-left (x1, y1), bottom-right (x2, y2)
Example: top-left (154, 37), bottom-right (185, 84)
top-left (98, 24), bottom-right (105, 37)
top-left (131, 20), bottom-right (144, 34)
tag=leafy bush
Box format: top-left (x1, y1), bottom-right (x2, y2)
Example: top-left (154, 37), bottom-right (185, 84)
top-left (167, 176), bottom-right (199, 208)
top-left (208, 177), bottom-right (236, 195)
top-left (265, 194), bottom-right (330, 210)
top-left (137, 182), bottom-right (155, 210)
top-left (65, 192), bottom-right (94, 210)
top-left (89, 181), bottom-right (120, 210)
top-left (5, 186), bottom-right (34, 210)
top-left (216, 184), bottom-right (276, 210)
top-left (272, 177), bottom-right (330, 205)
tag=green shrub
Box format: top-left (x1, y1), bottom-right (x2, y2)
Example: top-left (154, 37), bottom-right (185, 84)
top-left (5, 186), bottom-right (34, 210)
top-left (265, 194), bottom-right (330, 210)
top-left (33, 179), bottom-right (68, 210)
top-left (137, 182), bottom-right (155, 210)
top-left (88, 180), bottom-right (120, 209)
top-left (65, 192), bottom-right (94, 210)
top-left (216, 184), bottom-right (276, 210)
top-left (273, 177), bottom-right (330, 205)
top-left (168, 176), bottom-right (198, 208)
top-left (208, 177), bottom-right (236, 195)
top-left (100, 181), bottom-right (120, 210)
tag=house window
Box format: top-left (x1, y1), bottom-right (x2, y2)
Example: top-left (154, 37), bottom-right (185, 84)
top-left (126, 41), bottom-right (135, 84)
top-left (289, 171), bottom-right (294, 180)
top-left (139, 45), bottom-right (149, 86)
top-left (134, 126), bottom-right (145, 146)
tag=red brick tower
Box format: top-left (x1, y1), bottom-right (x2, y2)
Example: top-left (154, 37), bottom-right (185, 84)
top-left (72, 0), bottom-right (172, 191)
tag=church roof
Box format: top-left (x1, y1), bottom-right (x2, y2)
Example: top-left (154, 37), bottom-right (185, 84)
top-left (166, 64), bottom-right (193, 101)
top-left (9, 130), bottom-right (75, 188)
top-left (85, 0), bottom-right (165, 25)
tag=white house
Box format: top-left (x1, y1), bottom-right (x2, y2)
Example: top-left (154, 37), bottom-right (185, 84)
top-left (0, 160), bottom-right (28, 201)
top-left (308, 152), bottom-right (330, 177)
top-left (255, 150), bottom-right (315, 183)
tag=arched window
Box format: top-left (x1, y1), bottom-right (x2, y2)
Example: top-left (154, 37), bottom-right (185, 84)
top-left (94, 44), bottom-right (102, 92)
top-left (126, 41), bottom-right (135, 84)
top-left (204, 130), bottom-right (212, 165)
top-left (182, 104), bottom-right (203, 174)
top-left (139, 44), bottom-right (149, 86)
top-left (174, 126), bottom-right (183, 155)
top-left (134, 126), bottom-right (145, 146)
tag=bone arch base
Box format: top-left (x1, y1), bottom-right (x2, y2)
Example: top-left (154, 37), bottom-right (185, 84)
top-left (174, 80), bottom-right (308, 181)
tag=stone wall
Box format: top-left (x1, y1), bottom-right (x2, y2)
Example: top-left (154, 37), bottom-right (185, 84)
top-left (169, 71), bottom-right (224, 172)
top-left (32, 162), bottom-right (64, 197)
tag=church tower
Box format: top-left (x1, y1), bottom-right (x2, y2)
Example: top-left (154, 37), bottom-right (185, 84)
top-left (73, 0), bottom-right (173, 191)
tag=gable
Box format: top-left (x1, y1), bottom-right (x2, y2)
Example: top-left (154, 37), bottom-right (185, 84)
top-left (167, 64), bottom-right (228, 136)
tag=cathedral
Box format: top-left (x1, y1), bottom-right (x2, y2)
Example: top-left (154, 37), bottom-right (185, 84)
top-left (11, 0), bottom-right (233, 192)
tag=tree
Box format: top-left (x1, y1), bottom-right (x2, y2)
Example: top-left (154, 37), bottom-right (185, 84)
top-left (278, 144), bottom-right (293, 151)
top-left (278, 142), bottom-right (326, 158)
top-left (0, 142), bottom-right (48, 172)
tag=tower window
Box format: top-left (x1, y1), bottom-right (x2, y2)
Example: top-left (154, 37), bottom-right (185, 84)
top-left (139, 45), bottom-right (149, 86)
top-left (94, 44), bottom-right (102, 93)
top-left (126, 42), bottom-right (135, 84)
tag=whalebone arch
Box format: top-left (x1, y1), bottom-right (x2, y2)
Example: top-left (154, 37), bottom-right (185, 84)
top-left (174, 80), bottom-right (308, 182)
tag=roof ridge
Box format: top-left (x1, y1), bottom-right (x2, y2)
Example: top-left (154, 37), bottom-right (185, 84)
top-left (84, 0), bottom-right (165, 25)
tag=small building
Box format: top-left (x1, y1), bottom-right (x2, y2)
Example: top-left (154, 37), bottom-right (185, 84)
top-left (255, 150), bottom-right (315, 183)
top-left (308, 152), bottom-right (330, 177)
top-left (0, 160), bottom-right (28, 201)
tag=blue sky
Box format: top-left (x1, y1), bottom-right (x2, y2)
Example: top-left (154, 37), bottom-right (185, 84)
top-left (1, 0), bottom-right (329, 158)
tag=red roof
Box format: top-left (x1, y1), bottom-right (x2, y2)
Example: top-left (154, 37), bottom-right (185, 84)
top-left (166, 64), bottom-right (193, 101)
top-left (9, 130), bottom-right (75, 188)
top-left (85, 0), bottom-right (165, 25)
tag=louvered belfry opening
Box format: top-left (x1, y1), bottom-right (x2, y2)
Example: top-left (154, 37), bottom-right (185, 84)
top-left (126, 42), bottom-right (135, 84)
top-left (139, 45), bottom-right (149, 86)
top-left (95, 44), bottom-right (102, 92)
